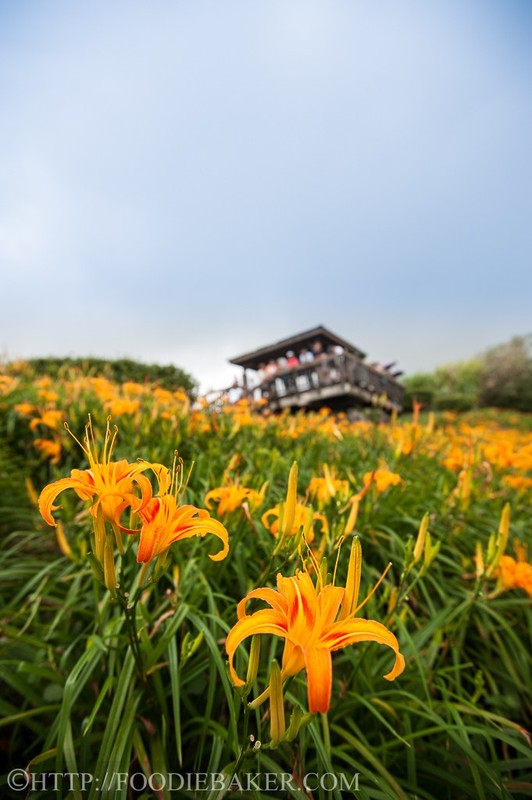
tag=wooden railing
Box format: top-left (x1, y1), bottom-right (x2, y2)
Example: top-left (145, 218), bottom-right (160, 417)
top-left (254, 352), bottom-right (404, 410)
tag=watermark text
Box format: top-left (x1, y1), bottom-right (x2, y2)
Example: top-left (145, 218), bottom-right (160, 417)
top-left (7, 769), bottom-right (360, 793)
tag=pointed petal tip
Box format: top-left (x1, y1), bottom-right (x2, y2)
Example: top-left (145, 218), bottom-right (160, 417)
top-left (383, 651), bottom-right (406, 681)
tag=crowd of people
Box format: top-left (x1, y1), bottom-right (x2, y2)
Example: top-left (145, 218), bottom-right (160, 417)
top-left (255, 339), bottom-right (342, 384)
top-left (228, 340), bottom-right (402, 403)
top-left (249, 340), bottom-right (346, 399)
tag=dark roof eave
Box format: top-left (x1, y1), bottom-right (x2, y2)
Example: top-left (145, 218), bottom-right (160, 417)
top-left (229, 325), bottom-right (366, 370)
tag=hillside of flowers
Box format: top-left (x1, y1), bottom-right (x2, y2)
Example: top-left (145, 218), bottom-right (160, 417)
top-left (0, 364), bottom-right (531, 799)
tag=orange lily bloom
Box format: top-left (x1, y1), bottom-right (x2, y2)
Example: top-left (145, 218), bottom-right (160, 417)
top-left (14, 402), bottom-right (37, 417)
top-left (496, 541), bottom-right (532, 598)
top-left (135, 493), bottom-right (229, 563)
top-left (307, 464), bottom-right (349, 506)
top-left (205, 481), bottom-right (265, 516)
top-left (363, 468), bottom-right (403, 493)
top-left (501, 475), bottom-right (532, 493)
top-left (226, 540), bottom-right (404, 714)
top-left (34, 438), bottom-right (62, 465)
top-left (0, 374), bottom-right (18, 395)
top-left (38, 418), bottom-right (158, 538)
top-left (29, 409), bottom-right (64, 432)
top-left (261, 503), bottom-right (328, 544)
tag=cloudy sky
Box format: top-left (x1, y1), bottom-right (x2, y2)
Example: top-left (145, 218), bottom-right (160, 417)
top-left (1, 0), bottom-right (531, 392)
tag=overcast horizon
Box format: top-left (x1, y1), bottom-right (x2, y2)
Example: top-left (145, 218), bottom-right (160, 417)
top-left (2, 1), bottom-right (531, 393)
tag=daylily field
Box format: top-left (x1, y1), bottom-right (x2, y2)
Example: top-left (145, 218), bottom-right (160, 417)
top-left (0, 366), bottom-right (531, 800)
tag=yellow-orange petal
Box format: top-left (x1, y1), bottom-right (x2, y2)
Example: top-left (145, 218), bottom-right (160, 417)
top-left (204, 488), bottom-right (221, 509)
top-left (322, 618), bottom-right (405, 681)
top-left (304, 647), bottom-right (333, 714)
top-left (236, 587), bottom-right (289, 620)
top-left (174, 506), bottom-right (229, 562)
top-left (317, 584), bottom-right (344, 627)
top-left (261, 508), bottom-right (279, 530)
top-left (281, 639), bottom-right (306, 678)
top-left (276, 572), bottom-right (319, 637)
top-left (225, 609), bottom-right (288, 686)
top-left (38, 475), bottom-right (95, 526)
top-left (136, 502), bottom-right (229, 563)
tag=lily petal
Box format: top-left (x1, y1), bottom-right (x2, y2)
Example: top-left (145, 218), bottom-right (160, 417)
top-left (322, 618), bottom-right (405, 681)
top-left (39, 475), bottom-right (95, 525)
top-left (237, 587), bottom-right (289, 620)
top-left (136, 499), bottom-right (229, 563)
top-left (226, 609), bottom-right (288, 686)
top-left (304, 647), bottom-right (333, 714)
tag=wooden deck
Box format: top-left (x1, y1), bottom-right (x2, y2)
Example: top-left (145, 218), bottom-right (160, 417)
top-left (229, 325), bottom-right (405, 414)
top-left (256, 352), bottom-right (404, 413)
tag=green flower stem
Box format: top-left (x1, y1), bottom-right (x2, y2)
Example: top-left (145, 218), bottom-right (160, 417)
top-left (118, 592), bottom-right (146, 683)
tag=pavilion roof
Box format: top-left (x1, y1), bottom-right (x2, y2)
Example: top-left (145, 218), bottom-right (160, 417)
top-left (229, 325), bottom-right (366, 371)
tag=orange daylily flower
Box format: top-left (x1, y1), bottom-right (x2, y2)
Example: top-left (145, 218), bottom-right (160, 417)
top-left (29, 409), bottom-right (64, 432)
top-left (14, 402), bottom-right (36, 417)
top-left (363, 468), bottom-right (404, 493)
top-left (261, 503), bottom-right (328, 544)
top-left (34, 438), bottom-right (62, 465)
top-left (442, 446), bottom-right (467, 472)
top-left (496, 541), bottom-right (532, 598)
top-left (135, 493), bottom-right (229, 563)
top-left (205, 481), bottom-right (266, 516)
top-left (0, 374), bottom-right (18, 395)
top-left (226, 539), bottom-right (404, 714)
top-left (501, 475), bottom-right (532, 493)
top-left (104, 398), bottom-right (141, 417)
top-left (38, 418), bottom-right (158, 536)
top-left (307, 464), bottom-right (349, 506)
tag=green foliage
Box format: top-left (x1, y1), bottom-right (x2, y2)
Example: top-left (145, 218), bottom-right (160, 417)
top-left (0, 372), bottom-right (531, 799)
top-left (5, 356), bottom-right (197, 395)
top-left (479, 335), bottom-right (532, 412)
top-left (404, 335), bottom-right (532, 412)
top-left (402, 372), bottom-right (437, 410)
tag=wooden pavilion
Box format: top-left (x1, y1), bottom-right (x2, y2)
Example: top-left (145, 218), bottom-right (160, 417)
top-left (229, 325), bottom-right (404, 415)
